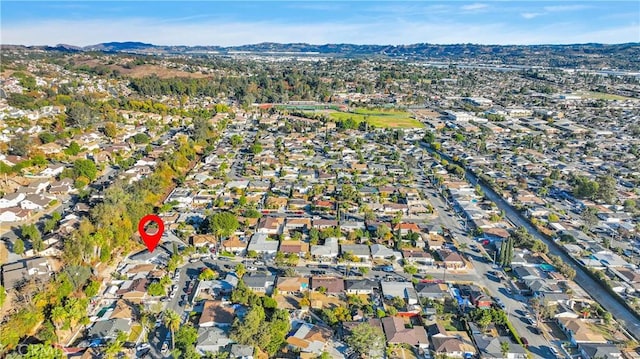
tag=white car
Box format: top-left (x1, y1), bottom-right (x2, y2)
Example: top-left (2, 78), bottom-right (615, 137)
top-left (136, 343), bottom-right (150, 351)
top-left (549, 346), bottom-right (560, 357)
top-left (247, 266), bottom-right (258, 271)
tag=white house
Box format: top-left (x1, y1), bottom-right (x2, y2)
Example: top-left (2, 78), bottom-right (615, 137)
top-left (38, 164), bottom-right (65, 178)
top-left (0, 193), bottom-right (25, 209)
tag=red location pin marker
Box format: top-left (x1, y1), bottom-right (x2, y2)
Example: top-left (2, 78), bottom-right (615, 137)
top-left (138, 214), bottom-right (164, 253)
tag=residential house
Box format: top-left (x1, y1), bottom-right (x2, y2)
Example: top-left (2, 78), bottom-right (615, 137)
top-left (199, 301), bottom-right (236, 328)
top-left (87, 318), bottom-right (131, 342)
top-left (430, 324), bottom-right (477, 359)
top-left (286, 322), bottom-right (333, 356)
top-left (311, 277), bottom-right (345, 295)
top-left (284, 217), bottom-right (311, 232)
top-left (402, 250), bottom-right (435, 267)
top-left (394, 222), bottom-right (421, 235)
top-left (415, 282), bottom-right (449, 301)
top-left (312, 219), bottom-right (338, 230)
top-left (221, 237), bottom-right (248, 255)
top-left (341, 244), bottom-right (371, 262)
top-left (279, 240), bottom-right (309, 256)
top-left (437, 250), bottom-right (466, 269)
top-left (243, 273), bottom-right (276, 295)
top-left (311, 237), bottom-right (340, 259)
top-left (557, 318), bottom-right (607, 345)
top-left (344, 279), bottom-right (379, 295)
top-left (49, 178), bottom-right (74, 194)
top-left (0, 193), bottom-right (25, 209)
top-left (257, 216), bottom-right (284, 235)
top-left (473, 334), bottom-right (527, 359)
top-left (247, 233), bottom-right (279, 257)
top-left (381, 281), bottom-right (419, 305)
top-left (109, 299), bottom-right (138, 320)
top-left (381, 316), bottom-right (428, 348)
top-left (196, 327), bottom-right (233, 355)
top-left (370, 244), bottom-right (395, 260)
top-left (20, 194), bottom-right (53, 211)
top-left (116, 278), bottom-right (148, 303)
top-left (578, 343), bottom-right (622, 359)
top-left (276, 277), bottom-right (309, 295)
top-left (1, 257), bottom-right (52, 289)
top-left (38, 164), bottom-right (65, 178)
top-left (229, 344), bottom-right (254, 359)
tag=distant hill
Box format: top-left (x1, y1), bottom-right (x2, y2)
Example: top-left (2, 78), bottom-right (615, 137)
top-left (4, 41), bottom-right (639, 70)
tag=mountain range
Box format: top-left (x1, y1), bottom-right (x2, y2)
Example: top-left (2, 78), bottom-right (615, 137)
top-left (5, 41), bottom-right (640, 69)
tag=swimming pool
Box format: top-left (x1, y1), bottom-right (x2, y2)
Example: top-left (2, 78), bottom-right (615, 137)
top-left (538, 263), bottom-right (556, 272)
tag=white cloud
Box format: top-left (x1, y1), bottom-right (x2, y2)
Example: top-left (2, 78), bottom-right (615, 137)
top-left (1, 17), bottom-right (638, 47)
top-left (461, 3), bottom-right (489, 11)
top-left (521, 13), bottom-right (543, 19)
top-left (543, 5), bottom-right (591, 12)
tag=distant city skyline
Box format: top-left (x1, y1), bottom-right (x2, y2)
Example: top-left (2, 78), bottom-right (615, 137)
top-left (1, 1), bottom-right (639, 46)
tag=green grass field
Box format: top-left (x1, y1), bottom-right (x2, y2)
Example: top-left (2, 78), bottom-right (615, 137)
top-left (579, 91), bottom-right (635, 101)
top-left (328, 109), bottom-right (424, 128)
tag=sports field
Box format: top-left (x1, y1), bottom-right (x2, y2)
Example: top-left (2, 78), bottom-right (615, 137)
top-left (328, 108), bottom-right (424, 128)
top-left (578, 91), bottom-right (635, 101)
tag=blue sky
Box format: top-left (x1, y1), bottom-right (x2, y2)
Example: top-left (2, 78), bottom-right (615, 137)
top-left (1, 1), bottom-right (638, 46)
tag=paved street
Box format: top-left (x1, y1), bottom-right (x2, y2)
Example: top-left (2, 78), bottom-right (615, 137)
top-left (469, 170), bottom-right (640, 341)
top-left (419, 142), bottom-right (640, 342)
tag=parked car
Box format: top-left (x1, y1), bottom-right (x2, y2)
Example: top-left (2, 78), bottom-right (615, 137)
top-left (520, 337), bottom-right (529, 348)
top-left (549, 346), bottom-right (560, 357)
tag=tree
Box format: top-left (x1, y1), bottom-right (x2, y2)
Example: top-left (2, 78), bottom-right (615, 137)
top-left (199, 268), bottom-right (218, 280)
top-left (132, 133), bottom-right (150, 144)
top-left (403, 265), bottom-right (418, 276)
top-left (73, 159), bottom-right (98, 180)
top-left (147, 282), bottom-right (165, 296)
top-left (501, 341), bottom-right (510, 358)
top-left (345, 323), bottom-right (385, 358)
top-left (624, 199), bottom-right (637, 212)
top-left (8, 133), bottom-right (31, 156)
top-left (84, 279), bottom-right (100, 298)
top-left (250, 142), bottom-right (262, 154)
top-left (175, 323), bottom-right (198, 351)
top-left (207, 211), bottom-right (239, 240)
top-left (65, 102), bottom-right (95, 127)
top-left (103, 122), bottom-right (117, 138)
top-left (50, 305), bottom-right (67, 339)
top-left (548, 213), bottom-right (559, 223)
top-left (376, 224), bottom-right (390, 239)
top-left (65, 141), bottom-right (82, 156)
top-left (499, 237), bottom-right (514, 267)
top-left (234, 263), bottom-right (246, 278)
top-left (582, 207), bottom-right (598, 230)
top-left (531, 240), bottom-right (548, 254)
top-left (13, 238), bottom-right (25, 255)
top-left (23, 343), bottom-right (66, 359)
top-left (21, 224), bottom-right (43, 253)
top-left (0, 285), bottom-right (5, 307)
top-left (477, 309), bottom-right (492, 330)
top-left (164, 309), bottom-right (181, 349)
top-left (38, 132), bottom-right (56, 144)
top-left (596, 174), bottom-right (617, 204)
top-left (230, 134), bottom-right (242, 148)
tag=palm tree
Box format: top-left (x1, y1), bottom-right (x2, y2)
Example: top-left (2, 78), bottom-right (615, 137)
top-left (163, 309), bottom-right (181, 349)
top-left (51, 305), bottom-right (67, 342)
